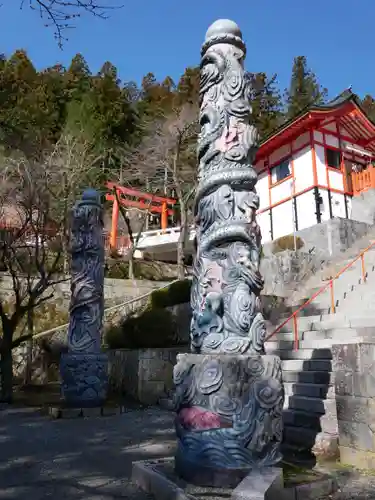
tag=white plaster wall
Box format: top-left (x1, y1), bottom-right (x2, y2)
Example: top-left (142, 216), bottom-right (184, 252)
top-left (272, 200), bottom-right (294, 239)
top-left (315, 144), bottom-right (327, 186)
top-left (294, 146), bottom-right (314, 192)
top-left (256, 171), bottom-right (269, 210)
top-left (271, 178), bottom-right (293, 204)
top-left (328, 169), bottom-right (344, 191)
top-left (257, 211), bottom-right (272, 243)
top-left (295, 190), bottom-right (317, 230)
top-left (325, 134), bottom-right (339, 148)
top-left (318, 189), bottom-right (347, 220)
top-left (293, 132), bottom-right (310, 151)
top-left (331, 192), bottom-right (347, 218)
top-left (314, 130), bottom-right (323, 143)
top-left (320, 189), bottom-right (331, 222)
top-left (346, 196), bottom-right (353, 218)
top-left (269, 143), bottom-right (290, 165)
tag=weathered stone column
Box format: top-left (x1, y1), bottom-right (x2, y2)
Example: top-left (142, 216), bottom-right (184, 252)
top-left (60, 189), bottom-right (108, 407)
top-left (173, 20), bottom-right (284, 487)
top-left (333, 341), bottom-right (375, 469)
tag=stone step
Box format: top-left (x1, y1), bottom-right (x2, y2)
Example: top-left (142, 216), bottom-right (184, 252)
top-left (280, 442), bottom-right (317, 468)
top-left (266, 339), bottom-right (335, 350)
top-left (283, 382), bottom-right (334, 399)
top-left (282, 370), bottom-right (334, 385)
top-left (281, 359), bottom-right (332, 372)
top-left (267, 348), bottom-right (332, 360)
top-left (284, 408), bottom-right (338, 435)
top-left (267, 325), bottom-right (375, 342)
top-left (283, 408), bottom-right (322, 430)
top-left (338, 291), bottom-right (375, 304)
top-left (283, 426), bottom-right (336, 450)
top-left (284, 395), bottom-right (336, 416)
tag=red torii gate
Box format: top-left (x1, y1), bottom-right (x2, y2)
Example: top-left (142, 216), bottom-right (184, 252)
top-left (106, 182), bottom-right (177, 249)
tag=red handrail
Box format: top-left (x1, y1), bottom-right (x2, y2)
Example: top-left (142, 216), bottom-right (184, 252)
top-left (265, 241), bottom-right (375, 350)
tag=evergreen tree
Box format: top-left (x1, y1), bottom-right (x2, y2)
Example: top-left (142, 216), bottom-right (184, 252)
top-left (39, 64), bottom-right (68, 144)
top-left (362, 94), bottom-right (375, 122)
top-left (286, 56), bottom-right (327, 119)
top-left (0, 50), bottom-right (52, 155)
top-left (140, 72), bottom-right (175, 117)
top-left (176, 66), bottom-right (200, 106)
top-left (65, 53), bottom-right (92, 101)
top-left (246, 72), bottom-right (283, 140)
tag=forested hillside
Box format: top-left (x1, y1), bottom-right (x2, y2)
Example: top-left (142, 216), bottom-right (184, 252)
top-left (0, 49), bottom-right (374, 193)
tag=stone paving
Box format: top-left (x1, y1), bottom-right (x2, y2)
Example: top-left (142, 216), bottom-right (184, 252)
top-left (0, 405), bottom-right (176, 499)
top-left (1, 404), bottom-right (375, 499)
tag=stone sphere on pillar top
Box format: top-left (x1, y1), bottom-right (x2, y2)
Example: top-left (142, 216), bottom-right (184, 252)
top-left (205, 19), bottom-right (242, 40)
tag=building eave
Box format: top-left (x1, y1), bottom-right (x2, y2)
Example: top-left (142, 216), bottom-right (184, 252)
top-left (256, 90), bottom-right (375, 161)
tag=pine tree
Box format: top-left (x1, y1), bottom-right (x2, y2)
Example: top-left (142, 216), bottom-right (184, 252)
top-left (39, 64), bottom-right (68, 144)
top-left (286, 56), bottom-right (327, 119)
top-left (140, 72), bottom-right (175, 117)
top-left (0, 50), bottom-right (51, 155)
top-left (362, 94), bottom-right (375, 122)
top-left (246, 72), bottom-right (283, 141)
top-left (65, 53), bottom-right (92, 101)
top-left (176, 66), bottom-right (200, 106)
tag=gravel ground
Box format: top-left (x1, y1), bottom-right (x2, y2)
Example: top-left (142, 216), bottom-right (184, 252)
top-left (324, 469), bottom-right (375, 500)
top-left (0, 405), bottom-right (176, 499)
top-left (1, 405), bottom-right (375, 499)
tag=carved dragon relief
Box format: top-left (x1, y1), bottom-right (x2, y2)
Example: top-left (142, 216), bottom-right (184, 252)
top-left (174, 20), bottom-right (284, 478)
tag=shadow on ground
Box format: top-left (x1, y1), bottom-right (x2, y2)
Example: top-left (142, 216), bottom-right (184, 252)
top-left (0, 399), bottom-right (176, 499)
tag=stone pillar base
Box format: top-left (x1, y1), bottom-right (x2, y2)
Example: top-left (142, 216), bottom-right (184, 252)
top-left (173, 353), bottom-right (284, 487)
top-left (60, 352), bottom-right (108, 407)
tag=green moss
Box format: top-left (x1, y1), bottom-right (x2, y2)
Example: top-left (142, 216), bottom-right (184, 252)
top-left (272, 234), bottom-right (304, 254)
top-left (150, 279), bottom-right (191, 308)
top-left (104, 279), bottom-right (191, 349)
top-left (105, 308), bottom-right (177, 349)
top-left (282, 462), bottom-right (325, 487)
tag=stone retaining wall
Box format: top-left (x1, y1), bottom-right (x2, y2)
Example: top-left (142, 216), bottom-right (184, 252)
top-left (0, 274), bottom-right (168, 305)
top-left (332, 342), bottom-right (375, 469)
top-left (12, 345), bottom-right (189, 405)
top-left (108, 347), bottom-right (189, 404)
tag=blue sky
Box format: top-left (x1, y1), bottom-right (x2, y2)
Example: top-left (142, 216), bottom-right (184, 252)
top-left (1, 0), bottom-right (374, 99)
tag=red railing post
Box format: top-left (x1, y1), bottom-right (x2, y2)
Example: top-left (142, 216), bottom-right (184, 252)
top-left (266, 241), bottom-right (375, 348)
top-left (292, 314), bottom-right (299, 351)
top-left (361, 253), bottom-right (366, 282)
top-left (330, 279), bottom-right (335, 314)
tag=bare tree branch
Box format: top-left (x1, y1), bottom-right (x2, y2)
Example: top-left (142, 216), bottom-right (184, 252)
top-left (0, 134), bottom-right (101, 401)
top-left (119, 105), bottom-right (199, 278)
top-left (19, 0), bottom-right (122, 47)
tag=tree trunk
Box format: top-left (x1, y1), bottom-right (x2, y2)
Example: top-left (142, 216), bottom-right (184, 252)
top-left (23, 310), bottom-right (34, 386)
top-left (0, 331), bottom-right (13, 403)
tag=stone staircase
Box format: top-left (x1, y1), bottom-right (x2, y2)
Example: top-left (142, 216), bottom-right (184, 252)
top-left (265, 242), bottom-right (375, 464)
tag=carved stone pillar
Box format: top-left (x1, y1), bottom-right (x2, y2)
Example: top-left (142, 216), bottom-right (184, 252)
top-left (60, 189), bottom-right (108, 407)
top-left (173, 20), bottom-right (284, 487)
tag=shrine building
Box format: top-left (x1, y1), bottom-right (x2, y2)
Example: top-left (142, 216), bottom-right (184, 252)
top-left (254, 89), bottom-right (375, 243)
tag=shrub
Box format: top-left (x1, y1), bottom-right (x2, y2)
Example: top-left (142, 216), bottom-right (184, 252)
top-left (104, 278), bottom-right (192, 350)
top-left (105, 261), bottom-right (129, 279)
top-left (150, 279), bottom-right (191, 308)
top-left (168, 279), bottom-right (192, 305)
top-left (104, 259), bottom-right (177, 281)
top-left (105, 308), bottom-right (177, 349)
top-left (272, 235), bottom-right (304, 254)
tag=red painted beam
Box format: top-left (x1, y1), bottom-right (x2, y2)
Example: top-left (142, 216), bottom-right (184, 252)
top-left (107, 182), bottom-right (176, 205)
top-left (106, 194), bottom-right (174, 215)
